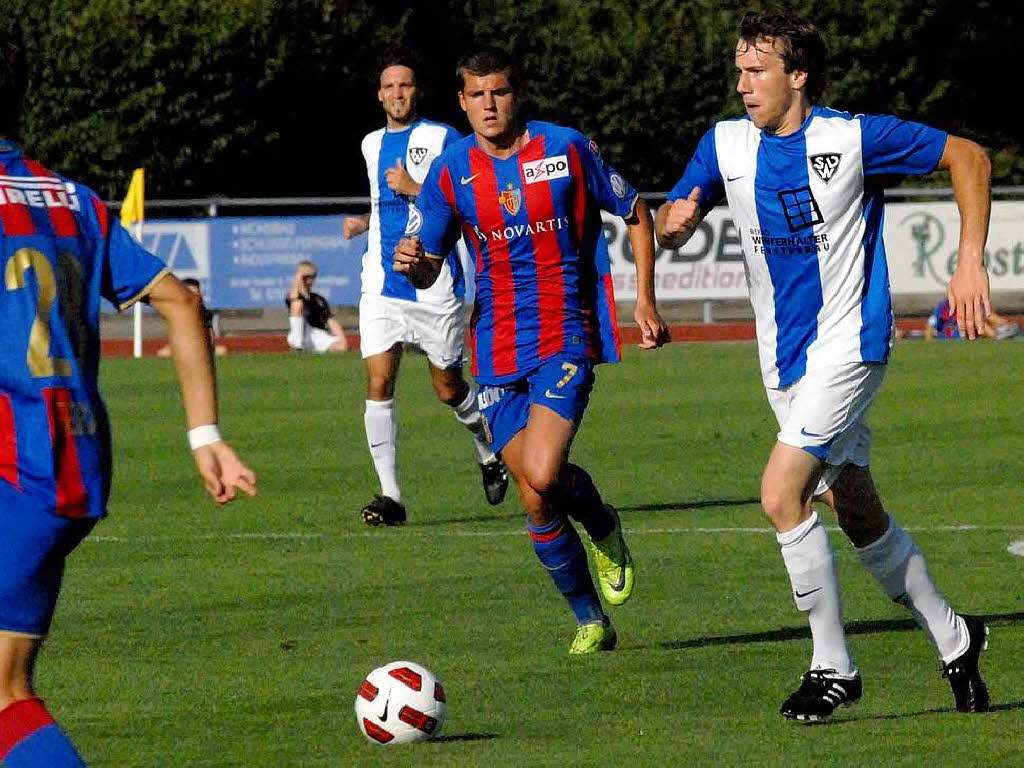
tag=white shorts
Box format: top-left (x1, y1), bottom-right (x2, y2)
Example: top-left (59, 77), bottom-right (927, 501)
top-left (766, 362), bottom-right (885, 494)
top-left (288, 326), bottom-right (342, 353)
top-left (359, 293), bottom-right (465, 369)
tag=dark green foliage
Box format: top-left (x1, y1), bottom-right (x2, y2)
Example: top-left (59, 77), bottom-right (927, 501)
top-left (8, 0), bottom-right (1022, 197)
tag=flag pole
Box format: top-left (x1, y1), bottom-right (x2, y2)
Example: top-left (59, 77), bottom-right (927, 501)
top-left (132, 220), bottom-right (144, 357)
top-left (120, 168), bottom-right (145, 358)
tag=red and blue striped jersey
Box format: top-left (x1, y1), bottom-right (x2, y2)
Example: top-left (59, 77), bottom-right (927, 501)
top-left (416, 121), bottom-right (635, 385)
top-left (0, 140), bottom-right (168, 518)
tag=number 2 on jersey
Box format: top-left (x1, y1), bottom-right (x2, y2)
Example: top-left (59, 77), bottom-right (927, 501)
top-left (4, 247), bottom-right (73, 378)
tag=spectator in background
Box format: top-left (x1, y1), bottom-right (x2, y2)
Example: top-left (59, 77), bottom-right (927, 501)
top-left (285, 259), bottom-right (348, 353)
top-left (157, 278), bottom-right (226, 357)
top-left (925, 297), bottom-right (1020, 340)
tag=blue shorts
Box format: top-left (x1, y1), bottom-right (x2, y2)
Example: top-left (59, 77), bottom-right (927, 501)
top-left (0, 487), bottom-right (97, 636)
top-left (476, 357), bottom-right (595, 454)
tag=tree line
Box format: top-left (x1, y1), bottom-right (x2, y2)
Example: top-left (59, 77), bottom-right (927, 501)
top-left (7, 0), bottom-right (1020, 201)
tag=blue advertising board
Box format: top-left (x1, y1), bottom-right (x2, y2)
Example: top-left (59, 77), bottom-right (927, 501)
top-left (136, 215), bottom-right (366, 308)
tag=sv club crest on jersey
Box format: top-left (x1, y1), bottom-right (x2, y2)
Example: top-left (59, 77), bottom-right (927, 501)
top-left (497, 184), bottom-right (521, 216)
top-left (408, 147), bottom-right (428, 166)
top-left (809, 153), bottom-right (842, 184)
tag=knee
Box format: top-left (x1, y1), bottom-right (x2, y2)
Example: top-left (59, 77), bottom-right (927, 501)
top-left (760, 478), bottom-right (800, 530)
top-left (433, 377), bottom-right (468, 407)
top-left (521, 460), bottom-right (562, 498)
top-left (366, 373), bottom-right (395, 400)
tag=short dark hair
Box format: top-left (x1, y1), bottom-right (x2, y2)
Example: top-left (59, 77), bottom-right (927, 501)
top-left (455, 47), bottom-right (520, 91)
top-left (376, 47), bottom-right (419, 83)
top-left (0, 24), bottom-right (27, 137)
top-left (182, 277), bottom-right (201, 290)
top-left (738, 10), bottom-right (826, 102)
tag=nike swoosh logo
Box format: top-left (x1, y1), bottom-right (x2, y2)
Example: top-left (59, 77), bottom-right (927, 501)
top-left (370, 441), bottom-right (388, 448)
top-left (794, 587), bottom-right (823, 598)
top-left (799, 427), bottom-right (822, 437)
top-left (727, 174), bottom-right (745, 182)
top-left (544, 389), bottom-right (567, 400)
top-left (460, 174), bottom-right (480, 185)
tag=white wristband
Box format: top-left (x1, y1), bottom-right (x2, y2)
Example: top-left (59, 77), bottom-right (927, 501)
top-left (188, 424), bottom-right (222, 450)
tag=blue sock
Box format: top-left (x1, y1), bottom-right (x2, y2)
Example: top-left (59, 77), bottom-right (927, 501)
top-left (528, 515), bottom-right (604, 625)
top-left (559, 464), bottom-right (614, 542)
top-left (0, 698), bottom-right (85, 767)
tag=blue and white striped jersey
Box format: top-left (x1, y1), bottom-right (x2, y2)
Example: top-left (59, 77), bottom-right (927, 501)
top-left (360, 118), bottom-right (464, 308)
top-left (668, 106), bottom-right (947, 388)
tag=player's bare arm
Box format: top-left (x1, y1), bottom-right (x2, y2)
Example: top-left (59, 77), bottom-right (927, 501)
top-left (393, 235), bottom-right (444, 289)
top-left (655, 187), bottom-right (702, 249)
top-left (147, 273), bottom-right (258, 503)
top-left (342, 214), bottom-right (370, 239)
top-left (625, 198), bottom-right (670, 348)
top-left (385, 159), bottom-right (421, 197)
top-left (938, 135), bottom-right (992, 340)
top-left (327, 315), bottom-right (345, 338)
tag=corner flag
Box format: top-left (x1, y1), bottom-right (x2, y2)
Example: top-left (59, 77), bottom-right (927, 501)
top-left (120, 168), bottom-right (145, 228)
top-left (121, 168), bottom-right (146, 358)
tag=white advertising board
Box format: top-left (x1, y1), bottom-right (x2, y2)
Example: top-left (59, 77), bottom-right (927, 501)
top-left (605, 200), bottom-right (1024, 299)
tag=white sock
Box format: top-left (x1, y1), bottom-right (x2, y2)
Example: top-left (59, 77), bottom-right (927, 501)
top-left (777, 511), bottom-right (856, 676)
top-left (451, 387), bottom-right (496, 464)
top-left (855, 517), bottom-right (968, 663)
top-left (364, 399), bottom-right (401, 503)
top-left (287, 316), bottom-right (306, 350)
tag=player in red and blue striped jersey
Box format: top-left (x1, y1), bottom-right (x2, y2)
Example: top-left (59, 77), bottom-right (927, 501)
top-left (395, 48), bottom-right (669, 654)
top-left (0, 32), bottom-right (256, 765)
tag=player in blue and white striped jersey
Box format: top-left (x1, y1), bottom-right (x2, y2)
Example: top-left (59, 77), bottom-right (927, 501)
top-left (342, 52), bottom-right (507, 526)
top-left (656, 10), bottom-right (992, 720)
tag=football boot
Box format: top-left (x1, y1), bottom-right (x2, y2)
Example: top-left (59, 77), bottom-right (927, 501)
top-left (479, 460), bottom-right (509, 506)
top-left (942, 615), bottom-right (990, 713)
top-left (568, 619), bottom-right (617, 655)
top-left (780, 669), bottom-right (862, 721)
top-left (361, 495), bottom-right (407, 527)
top-left (588, 505), bottom-right (634, 606)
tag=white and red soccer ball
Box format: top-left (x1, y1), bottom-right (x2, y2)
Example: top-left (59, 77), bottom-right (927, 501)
top-left (354, 660), bottom-right (447, 745)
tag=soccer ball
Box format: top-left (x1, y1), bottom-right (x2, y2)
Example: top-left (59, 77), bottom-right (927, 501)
top-left (354, 660), bottom-right (447, 745)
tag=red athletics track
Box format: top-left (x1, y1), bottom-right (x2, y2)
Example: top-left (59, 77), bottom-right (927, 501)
top-left (98, 318), bottom-right (949, 357)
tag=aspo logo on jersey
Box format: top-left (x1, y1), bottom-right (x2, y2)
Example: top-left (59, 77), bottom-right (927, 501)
top-left (404, 205), bottom-right (423, 236)
top-left (809, 153), bottom-right (842, 184)
top-left (497, 184), bottom-right (521, 216)
top-left (408, 147), bottom-right (428, 166)
top-left (523, 155), bottom-right (569, 185)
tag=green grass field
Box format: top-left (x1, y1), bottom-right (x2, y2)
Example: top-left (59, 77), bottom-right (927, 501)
top-left (41, 340), bottom-right (1024, 766)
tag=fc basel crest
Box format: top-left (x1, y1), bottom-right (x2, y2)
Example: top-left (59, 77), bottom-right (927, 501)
top-left (809, 153), bottom-right (841, 183)
top-left (497, 184), bottom-right (521, 216)
top-left (408, 147), bottom-right (428, 166)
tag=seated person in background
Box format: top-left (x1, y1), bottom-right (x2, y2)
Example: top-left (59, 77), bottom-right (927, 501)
top-left (925, 297), bottom-right (1020, 340)
top-left (157, 278), bottom-right (227, 356)
top-left (286, 259), bottom-right (349, 353)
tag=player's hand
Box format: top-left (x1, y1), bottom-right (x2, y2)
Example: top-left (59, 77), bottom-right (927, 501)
top-left (342, 215), bottom-right (369, 239)
top-left (662, 187), bottom-right (702, 238)
top-left (393, 235), bottom-right (424, 272)
top-left (634, 301), bottom-right (671, 349)
top-left (192, 441), bottom-right (258, 504)
top-left (385, 159), bottom-right (418, 197)
top-left (394, 236), bottom-right (441, 289)
top-left (947, 256), bottom-right (991, 340)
